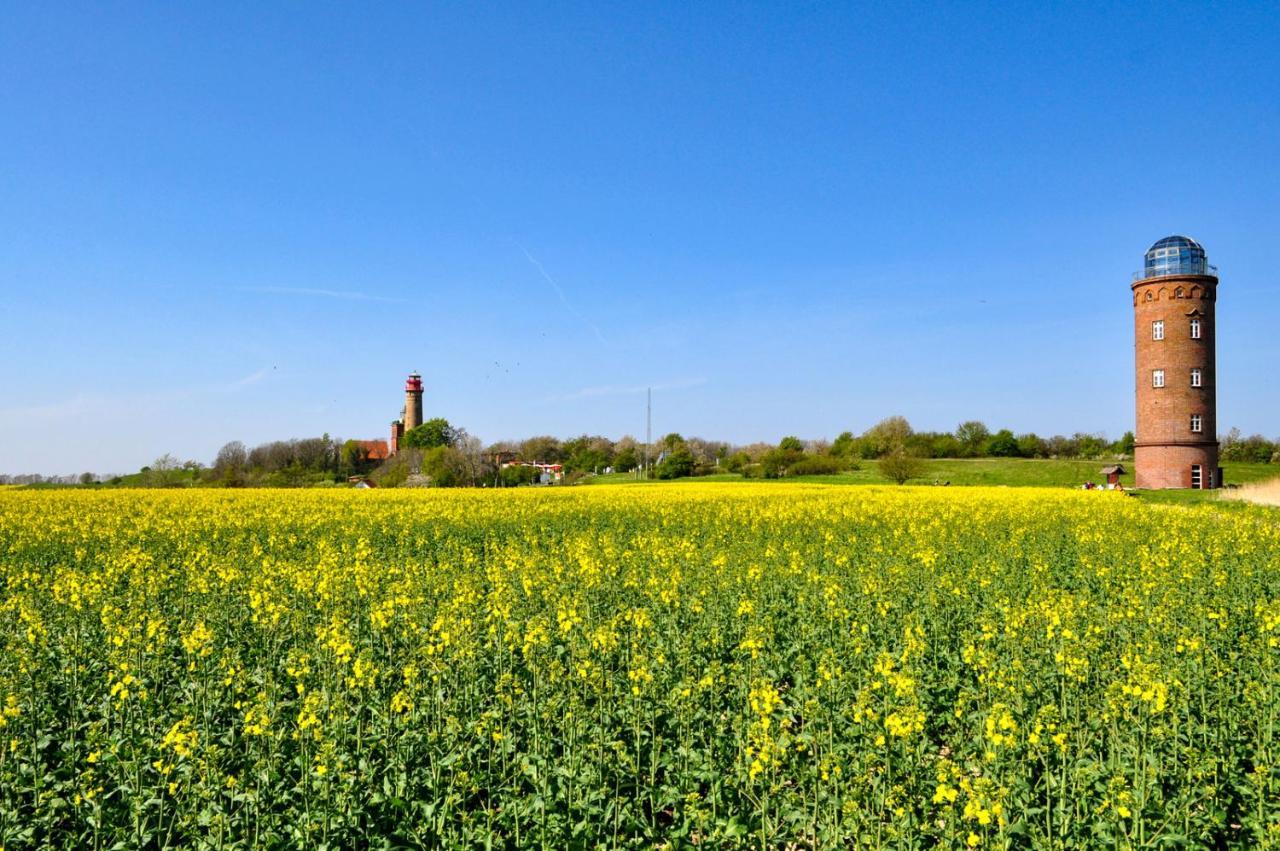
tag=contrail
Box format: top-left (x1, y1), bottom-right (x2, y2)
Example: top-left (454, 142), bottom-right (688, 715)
top-left (515, 243), bottom-right (608, 344)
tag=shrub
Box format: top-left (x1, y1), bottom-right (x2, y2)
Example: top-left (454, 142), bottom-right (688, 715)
top-left (655, 447), bottom-right (695, 480)
top-left (787, 455), bottom-right (843, 476)
top-left (725, 452), bottom-right (752, 474)
top-left (880, 450), bottom-right (925, 485)
top-left (499, 465), bottom-right (540, 487)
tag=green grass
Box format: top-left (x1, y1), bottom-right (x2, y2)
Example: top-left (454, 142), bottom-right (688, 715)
top-left (587, 458), bottom-right (1278, 491)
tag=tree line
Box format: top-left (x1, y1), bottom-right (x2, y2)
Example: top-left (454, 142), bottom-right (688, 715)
top-left (11, 417), bottom-right (1279, 488)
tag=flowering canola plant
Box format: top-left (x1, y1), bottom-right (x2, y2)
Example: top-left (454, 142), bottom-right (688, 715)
top-left (0, 484), bottom-right (1279, 847)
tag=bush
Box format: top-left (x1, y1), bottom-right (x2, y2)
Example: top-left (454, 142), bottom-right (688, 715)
top-left (880, 450), bottom-right (925, 485)
top-left (761, 444), bottom-right (805, 478)
top-left (986, 430), bottom-right (1020, 458)
top-left (499, 465), bottom-right (540, 487)
top-left (787, 455), bottom-right (843, 476)
top-left (655, 447), bottom-right (695, 480)
top-left (379, 465), bottom-right (409, 488)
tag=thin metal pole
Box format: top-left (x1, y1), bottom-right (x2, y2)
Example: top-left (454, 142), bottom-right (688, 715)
top-left (645, 387), bottom-right (651, 479)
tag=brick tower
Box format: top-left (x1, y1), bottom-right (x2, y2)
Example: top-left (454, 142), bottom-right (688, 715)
top-left (1132, 236), bottom-right (1219, 489)
top-left (403, 372), bottom-right (424, 432)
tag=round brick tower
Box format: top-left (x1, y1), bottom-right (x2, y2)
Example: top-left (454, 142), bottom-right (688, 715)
top-left (404, 372), bottom-right (424, 431)
top-left (1132, 236), bottom-right (1219, 489)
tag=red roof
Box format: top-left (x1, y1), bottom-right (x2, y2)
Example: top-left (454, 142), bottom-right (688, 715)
top-left (360, 439), bottom-right (390, 461)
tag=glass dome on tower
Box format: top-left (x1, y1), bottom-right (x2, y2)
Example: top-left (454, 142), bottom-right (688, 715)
top-left (1140, 235), bottom-right (1214, 279)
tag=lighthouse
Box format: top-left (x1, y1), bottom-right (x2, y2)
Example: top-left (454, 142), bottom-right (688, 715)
top-left (389, 372), bottom-right (424, 456)
top-left (403, 372), bottom-right (424, 431)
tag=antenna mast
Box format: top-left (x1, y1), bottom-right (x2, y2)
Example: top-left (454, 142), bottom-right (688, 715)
top-left (645, 387), bottom-right (652, 479)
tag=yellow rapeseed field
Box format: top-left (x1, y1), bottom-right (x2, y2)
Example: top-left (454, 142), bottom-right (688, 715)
top-left (1, 484), bottom-right (1279, 848)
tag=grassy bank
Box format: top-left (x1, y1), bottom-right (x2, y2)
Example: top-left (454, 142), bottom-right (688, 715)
top-left (591, 458), bottom-right (1277, 490)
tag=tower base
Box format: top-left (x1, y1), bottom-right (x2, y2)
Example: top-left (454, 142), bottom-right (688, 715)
top-left (1134, 443), bottom-right (1220, 490)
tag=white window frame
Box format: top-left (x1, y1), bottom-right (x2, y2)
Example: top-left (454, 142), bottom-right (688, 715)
top-left (1190, 318), bottom-right (1201, 339)
top-left (1191, 368), bottom-right (1202, 388)
top-left (1190, 414), bottom-right (1202, 433)
top-left (1152, 369), bottom-right (1165, 388)
top-left (1152, 320), bottom-right (1165, 340)
top-left (1191, 464), bottom-right (1202, 489)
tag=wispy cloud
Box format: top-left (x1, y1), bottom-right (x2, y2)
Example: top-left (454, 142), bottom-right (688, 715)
top-left (515, 244), bottom-right (608, 344)
top-left (240, 286), bottom-right (407, 304)
top-left (557, 377), bottom-right (708, 401)
top-left (226, 367), bottom-right (271, 390)
top-left (0, 368), bottom-right (278, 429)
top-left (0, 394), bottom-right (96, 426)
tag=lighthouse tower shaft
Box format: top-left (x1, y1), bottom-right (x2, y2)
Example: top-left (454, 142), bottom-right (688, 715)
top-left (403, 373), bottom-right (424, 431)
top-left (1131, 237), bottom-right (1219, 489)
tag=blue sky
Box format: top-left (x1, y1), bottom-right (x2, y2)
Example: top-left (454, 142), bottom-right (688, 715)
top-left (1, 3), bottom-right (1277, 474)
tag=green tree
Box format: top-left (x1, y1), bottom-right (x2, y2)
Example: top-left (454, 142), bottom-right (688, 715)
top-left (987, 429), bottom-right (1020, 457)
top-left (880, 449), bottom-right (924, 485)
top-left (830, 431), bottom-right (856, 458)
top-left (402, 418), bottom-right (456, 450)
top-left (778, 435), bottom-right (804, 453)
top-left (1016, 433), bottom-right (1047, 458)
top-left (340, 440), bottom-right (373, 476)
top-left (213, 440), bottom-right (249, 485)
top-left (1074, 432), bottom-right (1108, 459)
top-left (564, 434), bottom-right (614, 473)
top-left (520, 435), bottom-right (564, 463)
top-left (725, 451), bottom-right (752, 473)
top-left (498, 464), bottom-right (539, 487)
top-left (956, 421), bottom-right (991, 456)
top-left (613, 444), bottom-right (638, 472)
top-left (863, 416), bottom-right (913, 458)
top-left (143, 454), bottom-right (185, 488)
top-left (655, 445), bottom-right (695, 480)
top-left (761, 436), bottom-right (806, 478)
top-left (420, 446), bottom-right (457, 486)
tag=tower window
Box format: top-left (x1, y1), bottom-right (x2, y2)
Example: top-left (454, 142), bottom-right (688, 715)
top-left (1152, 320), bottom-right (1165, 340)
top-left (1190, 414), bottom-right (1202, 433)
top-left (1152, 369), bottom-right (1165, 388)
top-left (1190, 318), bottom-right (1201, 339)
top-left (1191, 368), bottom-right (1202, 388)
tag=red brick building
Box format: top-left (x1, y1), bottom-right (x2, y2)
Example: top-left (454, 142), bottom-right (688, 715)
top-left (1132, 236), bottom-right (1220, 489)
top-left (358, 440), bottom-right (390, 462)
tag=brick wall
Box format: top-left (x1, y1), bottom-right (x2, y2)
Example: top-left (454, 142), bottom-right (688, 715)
top-left (404, 390), bottom-right (423, 431)
top-left (1132, 274), bottom-right (1218, 489)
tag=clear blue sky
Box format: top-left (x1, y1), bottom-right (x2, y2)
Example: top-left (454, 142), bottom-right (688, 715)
top-left (2, 3), bottom-right (1277, 474)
